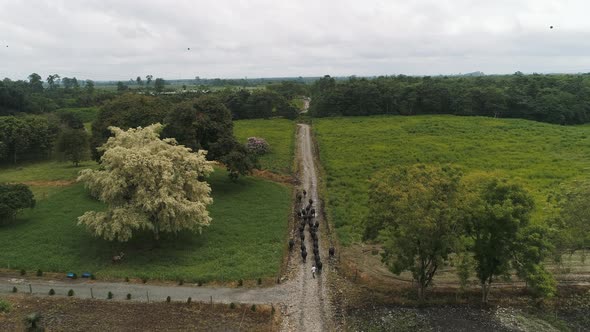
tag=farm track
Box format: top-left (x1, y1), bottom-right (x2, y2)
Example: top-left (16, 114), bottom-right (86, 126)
top-left (279, 124), bottom-right (334, 331)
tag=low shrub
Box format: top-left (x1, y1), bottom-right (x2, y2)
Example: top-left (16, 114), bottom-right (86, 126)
top-left (36, 269), bottom-right (43, 277)
top-left (257, 278), bottom-right (262, 285)
top-left (230, 302), bottom-right (236, 309)
top-left (20, 269), bottom-right (26, 276)
top-left (125, 277), bottom-right (129, 282)
top-left (246, 137), bottom-right (270, 155)
top-left (197, 280), bottom-right (203, 287)
top-left (12, 287), bottom-right (17, 293)
top-left (67, 289), bottom-right (74, 297)
top-left (0, 298), bottom-right (11, 313)
top-left (141, 277), bottom-right (148, 284)
top-left (237, 279), bottom-right (243, 287)
top-left (166, 296), bottom-right (171, 303)
top-left (48, 289), bottom-right (55, 296)
top-left (107, 291), bottom-right (113, 299)
top-left (178, 279), bottom-right (184, 286)
top-left (187, 297), bottom-right (191, 304)
top-left (250, 304), bottom-right (256, 312)
top-left (126, 293), bottom-right (131, 300)
top-left (90, 274), bottom-right (96, 280)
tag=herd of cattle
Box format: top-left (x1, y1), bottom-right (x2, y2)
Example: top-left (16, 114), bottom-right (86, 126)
top-left (289, 189), bottom-right (335, 275)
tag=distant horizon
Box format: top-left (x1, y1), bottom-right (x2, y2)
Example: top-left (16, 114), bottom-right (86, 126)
top-left (4, 70), bottom-right (590, 83)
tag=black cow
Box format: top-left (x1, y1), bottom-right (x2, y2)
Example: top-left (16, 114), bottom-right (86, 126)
top-left (303, 189), bottom-right (307, 197)
top-left (300, 233), bottom-right (305, 241)
top-left (309, 198), bottom-right (313, 205)
top-left (302, 250), bottom-right (307, 263)
top-left (288, 239), bottom-right (294, 251)
top-left (317, 261), bottom-right (323, 270)
top-left (329, 247), bottom-right (335, 257)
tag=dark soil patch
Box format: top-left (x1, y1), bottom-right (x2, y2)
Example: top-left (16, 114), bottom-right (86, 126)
top-left (0, 295), bottom-right (279, 331)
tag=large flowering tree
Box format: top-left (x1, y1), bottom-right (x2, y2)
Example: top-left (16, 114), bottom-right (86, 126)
top-left (77, 124), bottom-right (214, 242)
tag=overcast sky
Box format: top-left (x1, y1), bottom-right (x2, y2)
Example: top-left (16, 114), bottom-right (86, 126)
top-left (1, 0), bottom-right (589, 81)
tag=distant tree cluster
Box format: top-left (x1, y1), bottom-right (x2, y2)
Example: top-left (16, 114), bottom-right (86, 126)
top-left (0, 73), bottom-right (113, 116)
top-left (0, 116), bottom-right (58, 163)
top-left (222, 88), bottom-right (299, 120)
top-left (310, 73), bottom-right (590, 124)
top-left (91, 94), bottom-right (257, 180)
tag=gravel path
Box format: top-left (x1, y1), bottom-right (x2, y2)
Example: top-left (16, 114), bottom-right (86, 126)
top-left (0, 122), bottom-right (335, 331)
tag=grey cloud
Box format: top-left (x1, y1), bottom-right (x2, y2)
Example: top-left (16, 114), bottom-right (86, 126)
top-left (1, 0), bottom-right (589, 80)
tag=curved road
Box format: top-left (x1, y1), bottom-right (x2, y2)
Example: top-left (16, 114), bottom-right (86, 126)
top-left (0, 123), bottom-right (333, 331)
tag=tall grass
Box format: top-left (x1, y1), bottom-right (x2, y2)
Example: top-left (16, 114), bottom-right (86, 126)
top-left (314, 115), bottom-right (590, 245)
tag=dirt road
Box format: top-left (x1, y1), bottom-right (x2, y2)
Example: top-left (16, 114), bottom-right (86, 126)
top-left (280, 124), bottom-right (334, 331)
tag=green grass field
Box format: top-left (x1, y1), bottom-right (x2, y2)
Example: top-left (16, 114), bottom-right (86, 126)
top-left (0, 163), bottom-right (291, 282)
top-left (56, 107), bottom-right (99, 123)
top-left (234, 119), bottom-right (295, 174)
top-left (313, 115), bottom-right (590, 245)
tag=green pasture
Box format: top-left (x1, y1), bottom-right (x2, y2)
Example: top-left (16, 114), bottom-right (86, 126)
top-left (56, 107), bottom-right (99, 123)
top-left (313, 115), bottom-right (590, 245)
top-left (0, 164), bottom-right (291, 282)
top-left (234, 119), bottom-right (296, 174)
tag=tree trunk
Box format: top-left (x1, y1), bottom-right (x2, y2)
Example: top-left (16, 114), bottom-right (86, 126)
top-left (418, 284), bottom-right (425, 302)
top-left (481, 280), bottom-right (491, 304)
top-left (153, 225), bottom-right (160, 247)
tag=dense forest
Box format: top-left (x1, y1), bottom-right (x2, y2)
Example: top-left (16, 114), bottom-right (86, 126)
top-left (310, 73), bottom-right (590, 125)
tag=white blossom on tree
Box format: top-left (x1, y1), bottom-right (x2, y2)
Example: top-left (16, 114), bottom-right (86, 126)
top-left (77, 124), bottom-right (214, 242)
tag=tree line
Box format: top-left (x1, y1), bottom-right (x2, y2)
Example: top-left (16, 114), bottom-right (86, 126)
top-left (310, 73), bottom-right (590, 125)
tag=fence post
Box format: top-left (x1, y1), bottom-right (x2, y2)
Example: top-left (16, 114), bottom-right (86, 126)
top-left (146, 290), bottom-right (149, 303)
top-left (210, 296), bottom-right (213, 307)
top-left (90, 288), bottom-right (94, 299)
top-left (29, 284), bottom-right (32, 294)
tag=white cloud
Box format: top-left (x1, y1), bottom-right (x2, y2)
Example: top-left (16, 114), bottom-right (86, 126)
top-left (0, 0), bottom-right (589, 80)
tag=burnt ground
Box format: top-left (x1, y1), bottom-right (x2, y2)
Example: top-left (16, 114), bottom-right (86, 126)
top-left (0, 294), bottom-right (279, 332)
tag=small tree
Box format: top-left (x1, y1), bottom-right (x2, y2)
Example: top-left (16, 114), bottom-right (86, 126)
top-left (154, 78), bottom-right (165, 93)
top-left (78, 124), bottom-right (214, 242)
top-left (24, 312), bottom-right (42, 331)
top-left (365, 164), bottom-right (464, 301)
top-left (57, 128), bottom-right (89, 166)
top-left (0, 184), bottom-right (35, 223)
top-left (550, 180), bottom-right (590, 252)
top-left (462, 176), bottom-right (536, 303)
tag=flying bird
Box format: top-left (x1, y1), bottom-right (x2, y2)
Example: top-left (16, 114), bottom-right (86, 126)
top-left (550, 26), bottom-right (554, 29)
top-left (187, 47), bottom-right (190, 50)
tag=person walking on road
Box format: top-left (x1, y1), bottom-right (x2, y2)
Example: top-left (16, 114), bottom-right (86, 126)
top-left (311, 265), bottom-right (316, 279)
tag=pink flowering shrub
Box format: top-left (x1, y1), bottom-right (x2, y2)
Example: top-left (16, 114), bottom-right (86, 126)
top-left (246, 137), bottom-right (270, 155)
